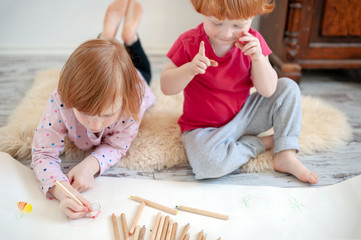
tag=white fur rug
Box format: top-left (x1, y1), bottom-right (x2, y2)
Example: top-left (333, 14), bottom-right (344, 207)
top-left (0, 69), bottom-right (353, 172)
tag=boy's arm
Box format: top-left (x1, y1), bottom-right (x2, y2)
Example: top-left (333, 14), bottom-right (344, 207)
top-left (160, 41), bottom-right (218, 95)
top-left (237, 32), bottom-right (278, 97)
top-left (250, 55), bottom-right (278, 97)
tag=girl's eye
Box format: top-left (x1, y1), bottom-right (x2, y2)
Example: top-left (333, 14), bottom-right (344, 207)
top-left (212, 21), bottom-right (222, 26)
top-left (234, 25), bottom-right (244, 28)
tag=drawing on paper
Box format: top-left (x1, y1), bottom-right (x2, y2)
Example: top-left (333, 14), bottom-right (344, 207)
top-left (68, 202), bottom-right (102, 227)
top-left (16, 201), bottom-right (33, 219)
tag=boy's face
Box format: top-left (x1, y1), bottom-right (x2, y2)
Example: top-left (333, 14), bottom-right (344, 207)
top-left (203, 16), bottom-right (252, 48)
top-left (73, 98), bottom-right (122, 133)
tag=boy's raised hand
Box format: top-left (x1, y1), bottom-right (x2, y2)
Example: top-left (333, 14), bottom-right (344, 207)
top-left (236, 31), bottom-right (263, 61)
top-left (189, 41), bottom-right (218, 75)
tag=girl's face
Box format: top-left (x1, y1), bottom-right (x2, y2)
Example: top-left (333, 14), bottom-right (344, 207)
top-left (203, 16), bottom-right (253, 48)
top-left (73, 99), bottom-right (122, 133)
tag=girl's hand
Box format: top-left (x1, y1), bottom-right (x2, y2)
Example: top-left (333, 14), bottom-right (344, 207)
top-left (67, 156), bottom-right (99, 193)
top-left (55, 181), bottom-right (93, 219)
top-left (189, 41), bottom-right (218, 76)
top-left (236, 31), bottom-right (263, 61)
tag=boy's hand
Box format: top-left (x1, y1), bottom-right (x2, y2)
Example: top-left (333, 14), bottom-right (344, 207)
top-left (55, 181), bottom-right (93, 219)
top-left (67, 156), bottom-right (99, 193)
top-left (236, 31), bottom-right (263, 61)
top-left (189, 41), bottom-right (218, 76)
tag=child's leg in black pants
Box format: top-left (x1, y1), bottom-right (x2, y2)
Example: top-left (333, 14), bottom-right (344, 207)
top-left (124, 38), bottom-right (151, 85)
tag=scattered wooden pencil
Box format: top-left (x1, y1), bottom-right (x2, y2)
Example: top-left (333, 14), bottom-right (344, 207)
top-left (121, 213), bottom-right (129, 240)
top-left (177, 223), bottom-right (190, 240)
top-left (129, 202), bottom-right (146, 235)
top-left (175, 205), bottom-right (229, 220)
top-left (111, 213), bottom-right (120, 240)
top-left (130, 196), bottom-right (178, 215)
top-left (139, 225), bottom-right (146, 240)
top-left (150, 212), bottom-right (162, 240)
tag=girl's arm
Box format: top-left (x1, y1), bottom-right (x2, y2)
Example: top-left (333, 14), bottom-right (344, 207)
top-left (160, 41), bottom-right (218, 95)
top-left (237, 32), bottom-right (278, 97)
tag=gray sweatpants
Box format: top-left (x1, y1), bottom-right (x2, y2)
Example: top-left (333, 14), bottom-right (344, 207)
top-left (181, 78), bottom-right (302, 179)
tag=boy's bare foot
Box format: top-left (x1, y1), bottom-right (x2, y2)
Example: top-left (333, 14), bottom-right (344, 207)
top-left (273, 150), bottom-right (319, 184)
top-left (121, 0), bottom-right (143, 45)
top-left (101, 0), bottom-right (130, 39)
top-left (258, 135), bottom-right (274, 151)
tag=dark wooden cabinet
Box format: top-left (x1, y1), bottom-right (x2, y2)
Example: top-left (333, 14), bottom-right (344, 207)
top-left (259, 0), bottom-right (361, 83)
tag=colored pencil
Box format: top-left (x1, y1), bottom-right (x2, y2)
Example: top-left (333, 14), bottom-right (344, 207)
top-left (177, 223), bottom-right (190, 240)
top-left (121, 213), bottom-right (129, 240)
top-left (183, 233), bottom-right (190, 240)
top-left (150, 213), bottom-right (162, 240)
top-left (132, 225), bottom-right (141, 240)
top-left (160, 215), bottom-right (169, 240)
top-left (175, 205), bottom-right (228, 220)
top-left (139, 225), bottom-right (146, 240)
top-left (54, 180), bottom-right (96, 218)
top-left (130, 202), bottom-right (146, 235)
top-left (130, 196), bottom-right (178, 215)
top-left (197, 230), bottom-right (204, 240)
top-left (156, 215), bottom-right (165, 240)
top-left (170, 222), bottom-right (178, 240)
top-left (165, 220), bottom-right (174, 240)
top-left (112, 213), bottom-right (121, 240)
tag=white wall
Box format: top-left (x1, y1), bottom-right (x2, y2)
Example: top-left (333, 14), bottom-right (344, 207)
top-left (0, 0), bottom-right (259, 55)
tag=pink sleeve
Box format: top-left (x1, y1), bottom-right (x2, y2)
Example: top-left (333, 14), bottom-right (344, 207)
top-left (32, 92), bottom-right (68, 198)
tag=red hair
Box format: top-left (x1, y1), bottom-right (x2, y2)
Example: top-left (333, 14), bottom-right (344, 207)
top-left (190, 0), bottom-right (275, 20)
top-left (58, 39), bottom-right (144, 121)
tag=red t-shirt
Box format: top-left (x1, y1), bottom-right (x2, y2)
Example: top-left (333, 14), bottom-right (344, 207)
top-left (167, 23), bottom-right (272, 132)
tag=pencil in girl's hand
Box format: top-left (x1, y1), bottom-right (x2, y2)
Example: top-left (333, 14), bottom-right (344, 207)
top-left (130, 196), bottom-right (178, 215)
top-left (175, 205), bottom-right (228, 220)
top-left (54, 180), bottom-right (99, 218)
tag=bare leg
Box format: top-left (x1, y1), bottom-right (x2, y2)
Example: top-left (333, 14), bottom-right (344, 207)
top-left (101, 0), bottom-right (130, 39)
top-left (121, 0), bottom-right (143, 45)
top-left (273, 150), bottom-right (319, 184)
top-left (258, 135), bottom-right (274, 151)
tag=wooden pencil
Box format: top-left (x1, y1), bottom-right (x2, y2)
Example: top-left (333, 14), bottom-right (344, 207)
top-left (54, 180), bottom-right (83, 205)
top-left (150, 213), bottom-right (162, 240)
top-left (183, 233), bottom-right (190, 240)
top-left (160, 215), bottom-right (170, 240)
top-left (177, 223), bottom-right (190, 240)
top-left (165, 220), bottom-right (174, 240)
top-left (197, 230), bottom-right (204, 240)
top-left (175, 205), bottom-right (229, 220)
top-left (170, 222), bottom-right (178, 240)
top-left (130, 196), bottom-right (178, 215)
top-left (156, 215), bottom-right (165, 240)
top-left (130, 202), bottom-right (146, 235)
top-left (112, 213), bottom-right (121, 240)
top-left (139, 225), bottom-right (146, 240)
top-left (121, 213), bottom-right (129, 240)
top-left (132, 225), bottom-right (141, 240)
top-left (54, 180), bottom-right (96, 218)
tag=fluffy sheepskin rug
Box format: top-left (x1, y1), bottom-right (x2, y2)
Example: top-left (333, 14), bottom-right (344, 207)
top-left (0, 69), bottom-right (353, 172)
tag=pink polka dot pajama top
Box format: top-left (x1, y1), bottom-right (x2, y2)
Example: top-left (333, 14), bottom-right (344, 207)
top-left (31, 72), bottom-right (155, 198)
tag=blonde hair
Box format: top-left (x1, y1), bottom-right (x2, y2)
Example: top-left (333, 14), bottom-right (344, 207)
top-left (190, 0), bottom-right (275, 20)
top-left (58, 39), bottom-right (144, 122)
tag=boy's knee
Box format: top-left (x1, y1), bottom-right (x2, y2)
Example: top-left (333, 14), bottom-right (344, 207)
top-left (277, 77), bottom-right (301, 97)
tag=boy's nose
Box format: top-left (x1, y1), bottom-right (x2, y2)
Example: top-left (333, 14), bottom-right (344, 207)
top-left (221, 27), bottom-right (233, 38)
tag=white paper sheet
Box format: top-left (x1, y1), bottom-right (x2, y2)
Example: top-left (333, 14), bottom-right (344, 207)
top-left (0, 152), bottom-right (360, 239)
